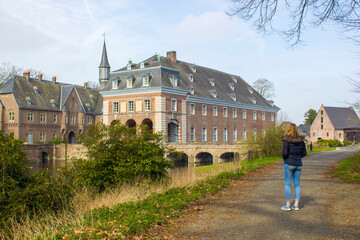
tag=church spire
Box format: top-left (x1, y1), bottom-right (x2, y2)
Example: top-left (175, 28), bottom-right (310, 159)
top-left (99, 35), bottom-right (110, 89)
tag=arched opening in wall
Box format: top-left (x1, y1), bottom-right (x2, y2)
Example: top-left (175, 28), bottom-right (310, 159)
top-left (168, 120), bottom-right (179, 143)
top-left (142, 118), bottom-right (153, 133)
top-left (68, 131), bottom-right (76, 144)
top-left (317, 137), bottom-right (322, 141)
top-left (167, 152), bottom-right (189, 167)
top-left (41, 151), bottom-right (49, 163)
top-left (195, 152), bottom-right (213, 164)
top-left (126, 119), bottom-right (137, 134)
top-left (78, 129), bottom-right (82, 135)
top-left (220, 152), bottom-right (235, 163)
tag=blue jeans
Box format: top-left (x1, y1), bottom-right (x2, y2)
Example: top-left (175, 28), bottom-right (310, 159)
top-left (284, 164), bottom-right (302, 202)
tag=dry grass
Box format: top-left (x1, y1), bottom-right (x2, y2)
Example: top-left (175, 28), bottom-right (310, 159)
top-left (1, 161), bottom-right (245, 240)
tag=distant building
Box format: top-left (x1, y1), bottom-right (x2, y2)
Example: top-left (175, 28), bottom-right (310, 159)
top-left (0, 72), bottom-right (102, 144)
top-left (298, 124), bottom-right (310, 142)
top-left (310, 105), bottom-right (360, 143)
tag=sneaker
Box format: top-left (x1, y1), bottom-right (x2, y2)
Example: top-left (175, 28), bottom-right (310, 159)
top-left (292, 205), bottom-right (300, 211)
top-left (281, 204), bottom-right (291, 211)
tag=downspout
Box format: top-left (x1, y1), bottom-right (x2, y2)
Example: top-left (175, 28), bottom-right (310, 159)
top-left (18, 108), bottom-right (21, 139)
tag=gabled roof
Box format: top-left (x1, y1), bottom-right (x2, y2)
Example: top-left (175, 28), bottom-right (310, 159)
top-left (105, 54), bottom-right (278, 110)
top-left (298, 124), bottom-right (310, 136)
top-left (0, 75), bottom-right (102, 114)
top-left (324, 106), bottom-right (360, 129)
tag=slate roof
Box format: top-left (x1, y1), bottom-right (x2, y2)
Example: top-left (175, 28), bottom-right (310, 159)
top-left (324, 106), bottom-right (360, 129)
top-left (298, 124), bottom-right (310, 137)
top-left (99, 41), bottom-right (110, 68)
top-left (104, 54), bottom-right (278, 109)
top-left (0, 75), bottom-right (102, 114)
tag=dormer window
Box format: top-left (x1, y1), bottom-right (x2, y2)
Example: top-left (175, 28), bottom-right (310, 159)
top-left (142, 75), bottom-right (150, 86)
top-left (140, 62), bottom-right (145, 68)
top-left (85, 103), bottom-right (91, 111)
top-left (50, 99), bottom-right (56, 107)
top-left (190, 64), bottom-right (196, 73)
top-left (33, 86), bottom-right (38, 94)
top-left (249, 97), bottom-right (256, 104)
top-left (127, 77), bottom-right (134, 88)
top-left (209, 78), bottom-right (215, 87)
top-left (209, 90), bottom-right (217, 98)
top-left (127, 64), bottom-right (132, 70)
top-left (232, 76), bottom-right (238, 83)
top-left (90, 95), bottom-right (94, 102)
top-left (112, 79), bottom-right (119, 89)
top-left (25, 96), bottom-right (31, 105)
top-left (189, 87), bottom-right (194, 95)
top-left (229, 83), bottom-right (235, 91)
top-left (230, 93), bottom-right (236, 101)
top-left (187, 74), bottom-right (193, 82)
top-left (171, 76), bottom-right (178, 87)
top-left (248, 86), bottom-right (253, 94)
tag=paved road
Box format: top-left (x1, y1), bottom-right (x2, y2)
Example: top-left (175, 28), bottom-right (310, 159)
top-left (159, 150), bottom-right (360, 239)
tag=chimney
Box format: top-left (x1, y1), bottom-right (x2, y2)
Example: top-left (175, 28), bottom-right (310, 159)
top-left (23, 71), bottom-right (30, 82)
top-left (52, 76), bottom-right (56, 84)
top-left (38, 73), bottom-right (43, 81)
top-left (84, 82), bottom-right (88, 89)
top-left (167, 51), bottom-right (177, 63)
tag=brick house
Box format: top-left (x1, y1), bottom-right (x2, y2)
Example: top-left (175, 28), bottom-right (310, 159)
top-left (0, 72), bottom-right (102, 144)
top-left (99, 43), bottom-right (279, 144)
top-left (310, 105), bottom-right (360, 143)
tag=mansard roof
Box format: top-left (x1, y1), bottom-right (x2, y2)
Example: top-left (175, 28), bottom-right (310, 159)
top-left (104, 53), bottom-right (278, 110)
top-left (0, 75), bottom-right (102, 114)
top-left (324, 106), bottom-right (360, 129)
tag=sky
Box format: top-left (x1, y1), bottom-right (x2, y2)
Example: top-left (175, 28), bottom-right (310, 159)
top-left (0, 0), bottom-right (359, 125)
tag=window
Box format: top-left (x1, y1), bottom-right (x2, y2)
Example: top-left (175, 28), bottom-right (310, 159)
top-left (262, 129), bottom-right (266, 136)
top-left (112, 79), bottom-right (118, 89)
top-left (127, 64), bottom-right (131, 70)
top-left (262, 112), bottom-right (265, 121)
top-left (271, 113), bottom-right (274, 121)
top-left (128, 101), bottom-right (134, 112)
top-left (127, 77), bottom-right (133, 88)
top-left (40, 132), bottom-right (46, 141)
top-left (321, 117), bottom-right (323, 123)
top-left (140, 62), bottom-right (145, 68)
top-left (253, 129), bottom-right (257, 139)
top-left (243, 128), bottom-right (247, 140)
top-left (171, 76), bottom-right (178, 87)
top-left (9, 112), bottom-right (14, 121)
top-left (171, 99), bottom-right (177, 112)
top-left (40, 113), bottom-right (46, 123)
top-left (339, 133), bottom-right (342, 138)
top-left (144, 99), bottom-right (151, 111)
top-left (202, 128), bottom-right (207, 142)
top-left (233, 109), bottom-right (237, 118)
top-left (209, 78), bottom-right (215, 86)
top-left (327, 132), bottom-right (329, 137)
top-left (224, 128), bottom-right (228, 142)
top-left (65, 116), bottom-right (68, 123)
top-left (143, 75), bottom-right (150, 86)
top-left (70, 115), bottom-right (76, 124)
top-left (223, 107), bottom-right (228, 117)
top-left (213, 127), bottom-right (218, 142)
top-left (187, 74), bottom-right (193, 82)
top-left (113, 102), bottom-right (119, 113)
top-left (88, 117), bottom-right (93, 124)
top-left (202, 104), bottom-right (207, 115)
top-left (243, 110), bottom-right (247, 119)
top-left (321, 110), bottom-right (323, 115)
top-left (213, 106), bottom-right (218, 116)
top-left (321, 124), bottom-right (323, 129)
top-left (313, 132), bottom-right (315, 137)
top-left (27, 112), bottom-right (34, 122)
top-left (229, 83), bottom-right (235, 90)
top-left (190, 103), bottom-right (195, 115)
top-left (233, 128), bottom-right (237, 141)
top-left (189, 87), bottom-right (194, 94)
top-left (190, 127), bottom-right (195, 142)
top-left (53, 133), bottom-right (57, 139)
top-left (253, 111), bottom-right (257, 120)
top-left (53, 114), bottom-right (57, 123)
top-left (82, 117), bottom-right (84, 124)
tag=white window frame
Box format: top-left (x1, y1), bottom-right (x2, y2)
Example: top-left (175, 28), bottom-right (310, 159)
top-left (112, 79), bottom-right (118, 89)
top-left (40, 113), bottom-right (46, 123)
top-left (65, 115), bottom-right (68, 123)
top-left (190, 127), bottom-right (195, 142)
top-left (233, 128), bottom-right (237, 141)
top-left (113, 102), bottom-right (119, 113)
top-left (127, 78), bottom-right (133, 88)
top-left (224, 128), bottom-right (228, 142)
top-left (213, 127), bottom-right (218, 142)
top-left (253, 111), bottom-right (257, 120)
top-left (143, 76), bottom-right (149, 86)
top-left (271, 113), bottom-right (275, 121)
top-left (223, 107), bottom-right (228, 118)
top-left (172, 76), bottom-right (178, 87)
top-left (144, 99), bottom-right (151, 111)
top-left (27, 112), bottom-right (34, 122)
top-left (213, 106), bottom-right (218, 116)
top-left (202, 128), bottom-right (207, 142)
top-left (9, 112), bottom-right (14, 121)
top-left (202, 104), bottom-right (207, 116)
top-left (171, 99), bottom-right (177, 112)
top-left (53, 114), bottom-right (57, 123)
top-left (262, 112), bottom-right (265, 121)
top-left (243, 110), bottom-right (247, 119)
top-left (40, 132), bottom-right (46, 141)
top-left (233, 109), bottom-right (237, 118)
top-left (243, 128), bottom-right (247, 140)
top-left (190, 103), bottom-right (195, 115)
top-left (128, 100), bottom-right (134, 112)
top-left (70, 115), bottom-right (76, 124)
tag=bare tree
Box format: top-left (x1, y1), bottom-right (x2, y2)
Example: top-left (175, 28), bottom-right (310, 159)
top-left (252, 78), bottom-right (275, 100)
top-left (227, 0), bottom-right (360, 46)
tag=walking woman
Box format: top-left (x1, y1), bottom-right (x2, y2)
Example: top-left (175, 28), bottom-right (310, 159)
top-left (281, 123), bottom-right (307, 211)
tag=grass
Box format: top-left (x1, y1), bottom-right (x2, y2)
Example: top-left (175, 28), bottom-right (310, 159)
top-left (334, 151), bottom-right (360, 182)
top-left (310, 147), bottom-right (336, 153)
top-left (1, 157), bottom-right (281, 239)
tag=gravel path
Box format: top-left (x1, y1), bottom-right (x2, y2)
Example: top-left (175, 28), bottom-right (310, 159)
top-left (153, 149), bottom-right (360, 239)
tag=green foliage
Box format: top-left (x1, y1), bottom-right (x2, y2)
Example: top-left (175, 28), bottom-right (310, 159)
top-left (317, 139), bottom-right (343, 147)
top-left (0, 131), bottom-right (73, 229)
top-left (69, 122), bottom-right (174, 192)
top-left (48, 136), bottom-right (63, 144)
top-left (334, 152), bottom-right (360, 182)
top-left (57, 157), bottom-right (281, 239)
top-left (304, 109), bottom-right (317, 125)
top-left (246, 124), bottom-right (285, 157)
top-left (343, 140), bottom-right (351, 146)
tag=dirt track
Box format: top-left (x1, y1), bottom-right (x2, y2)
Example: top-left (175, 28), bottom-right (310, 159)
top-left (151, 150), bottom-right (360, 240)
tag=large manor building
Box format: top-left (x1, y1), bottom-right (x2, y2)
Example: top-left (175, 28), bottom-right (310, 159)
top-left (0, 41), bottom-right (279, 144)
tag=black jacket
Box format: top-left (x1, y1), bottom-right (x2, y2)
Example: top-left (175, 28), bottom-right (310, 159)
top-left (282, 135), bottom-right (307, 166)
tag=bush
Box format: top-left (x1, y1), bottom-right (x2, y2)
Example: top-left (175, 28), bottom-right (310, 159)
top-left (246, 124), bottom-right (285, 157)
top-left (317, 139), bottom-right (342, 147)
top-left (343, 140), bottom-right (351, 146)
top-left (70, 122), bottom-right (174, 192)
top-left (334, 152), bottom-right (360, 182)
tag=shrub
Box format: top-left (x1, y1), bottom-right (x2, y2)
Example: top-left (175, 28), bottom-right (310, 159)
top-left (317, 139), bottom-right (342, 147)
top-left (70, 122), bottom-right (174, 192)
top-left (343, 140), bottom-right (351, 146)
